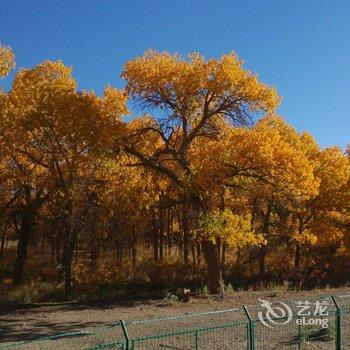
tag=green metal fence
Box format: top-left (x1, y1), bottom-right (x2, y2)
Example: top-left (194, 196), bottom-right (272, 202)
top-left (1, 294), bottom-right (350, 349)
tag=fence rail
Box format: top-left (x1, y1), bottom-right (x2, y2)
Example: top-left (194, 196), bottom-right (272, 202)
top-left (1, 294), bottom-right (350, 349)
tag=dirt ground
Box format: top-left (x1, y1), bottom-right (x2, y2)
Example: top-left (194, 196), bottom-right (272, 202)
top-left (1, 286), bottom-right (350, 343)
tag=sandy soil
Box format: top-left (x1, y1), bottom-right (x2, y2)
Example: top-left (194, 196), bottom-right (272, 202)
top-left (1, 286), bottom-right (350, 343)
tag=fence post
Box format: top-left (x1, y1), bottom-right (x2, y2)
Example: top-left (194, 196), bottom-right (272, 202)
top-left (243, 305), bottom-right (255, 350)
top-left (120, 320), bottom-right (131, 350)
top-left (297, 320), bottom-right (302, 350)
top-left (195, 330), bottom-right (199, 350)
top-left (331, 296), bottom-right (342, 350)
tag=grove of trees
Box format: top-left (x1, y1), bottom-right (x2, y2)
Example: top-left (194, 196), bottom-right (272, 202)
top-left (0, 43), bottom-right (349, 300)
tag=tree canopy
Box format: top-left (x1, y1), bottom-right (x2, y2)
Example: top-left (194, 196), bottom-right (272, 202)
top-left (0, 46), bottom-right (349, 299)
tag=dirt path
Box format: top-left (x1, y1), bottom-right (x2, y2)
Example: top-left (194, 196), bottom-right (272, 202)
top-left (1, 286), bottom-right (350, 343)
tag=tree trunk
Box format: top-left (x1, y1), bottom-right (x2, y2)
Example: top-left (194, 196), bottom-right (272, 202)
top-left (236, 247), bottom-right (241, 265)
top-left (191, 244), bottom-right (196, 266)
top-left (294, 243), bottom-right (301, 270)
top-left (166, 209), bottom-right (172, 257)
top-left (202, 240), bottom-right (224, 294)
top-left (13, 208), bottom-right (35, 285)
top-left (159, 209), bottom-right (164, 261)
top-left (152, 211), bottom-right (159, 262)
top-left (0, 224), bottom-right (7, 260)
top-left (63, 245), bottom-right (74, 298)
top-left (196, 242), bottom-right (201, 265)
top-left (131, 226), bottom-right (137, 268)
top-left (153, 230), bottom-right (159, 261)
top-left (294, 243), bottom-right (302, 288)
top-left (182, 206), bottom-right (189, 263)
top-left (51, 235), bottom-right (55, 264)
top-left (62, 203), bottom-right (78, 299)
top-left (259, 245), bottom-right (266, 282)
top-left (259, 203), bottom-right (272, 282)
top-left (221, 243), bottom-right (226, 265)
top-left (295, 220), bottom-right (303, 271)
top-left (90, 238), bottom-right (100, 268)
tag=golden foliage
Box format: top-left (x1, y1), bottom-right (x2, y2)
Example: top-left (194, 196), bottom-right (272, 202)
top-left (122, 50), bottom-right (280, 115)
top-left (1, 45), bottom-right (350, 295)
top-left (0, 43), bottom-right (15, 78)
top-left (197, 209), bottom-right (265, 248)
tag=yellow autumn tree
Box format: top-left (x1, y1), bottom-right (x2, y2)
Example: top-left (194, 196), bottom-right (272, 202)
top-left (4, 60), bottom-right (128, 295)
top-left (101, 153), bottom-right (161, 265)
top-left (121, 50), bottom-right (280, 293)
top-left (221, 116), bottom-right (319, 280)
top-left (333, 148), bottom-right (350, 256)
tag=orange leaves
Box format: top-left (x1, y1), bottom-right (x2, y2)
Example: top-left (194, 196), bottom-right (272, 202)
top-left (197, 209), bottom-right (264, 248)
top-left (101, 86), bottom-right (129, 122)
top-left (122, 50), bottom-right (210, 104)
top-left (1, 45), bottom-right (349, 267)
top-left (315, 147), bottom-right (350, 195)
top-left (206, 53), bottom-right (280, 111)
top-left (8, 60), bottom-right (128, 163)
top-left (193, 116), bottom-right (320, 201)
top-left (10, 61), bottom-right (76, 112)
top-left (8, 61), bottom-right (77, 138)
top-left (122, 50), bottom-right (280, 126)
top-left (0, 57), bottom-right (129, 226)
top-left (120, 50), bottom-right (282, 216)
top-left (292, 229), bottom-right (318, 245)
top-left (0, 43), bottom-right (15, 78)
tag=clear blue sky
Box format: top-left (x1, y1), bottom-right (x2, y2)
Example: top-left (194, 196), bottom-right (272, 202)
top-left (1, 0), bottom-right (349, 149)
